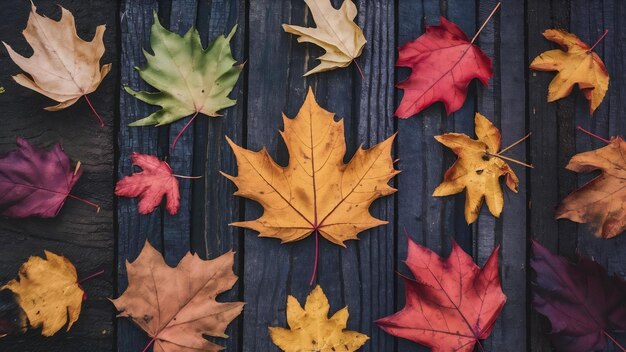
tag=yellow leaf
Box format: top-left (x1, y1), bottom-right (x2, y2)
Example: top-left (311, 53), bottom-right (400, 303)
top-left (269, 285), bottom-right (369, 351)
top-left (530, 29), bottom-right (609, 114)
top-left (433, 113), bottom-right (519, 224)
top-left (223, 88), bottom-right (398, 246)
top-left (3, 251), bottom-right (83, 336)
top-left (283, 0), bottom-right (366, 76)
top-left (3, 1), bottom-right (111, 111)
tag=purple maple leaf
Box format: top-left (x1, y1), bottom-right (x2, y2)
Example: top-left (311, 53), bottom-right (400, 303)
top-left (531, 240), bottom-right (626, 351)
top-left (0, 138), bottom-right (82, 218)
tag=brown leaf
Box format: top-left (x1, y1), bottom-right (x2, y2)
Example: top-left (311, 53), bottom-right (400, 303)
top-left (556, 137), bottom-right (626, 238)
top-left (3, 1), bottom-right (111, 111)
top-left (112, 241), bottom-right (244, 352)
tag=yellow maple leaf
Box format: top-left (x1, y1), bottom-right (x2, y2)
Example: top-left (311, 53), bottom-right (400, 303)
top-left (530, 29), bottom-right (609, 114)
top-left (283, 0), bottom-right (366, 76)
top-left (433, 113), bottom-right (520, 224)
top-left (223, 88), bottom-right (397, 246)
top-left (3, 1), bottom-right (111, 125)
top-left (3, 251), bottom-right (83, 337)
top-left (269, 285), bottom-right (369, 352)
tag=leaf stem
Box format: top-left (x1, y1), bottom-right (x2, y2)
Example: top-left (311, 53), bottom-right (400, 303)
top-left (78, 270), bottom-right (104, 284)
top-left (486, 152), bottom-right (533, 168)
top-left (141, 337), bottom-right (157, 352)
top-left (589, 29), bottom-right (609, 51)
top-left (603, 330), bottom-right (626, 352)
top-left (172, 174), bottom-right (203, 179)
top-left (498, 132), bottom-right (532, 155)
top-left (83, 95), bottom-right (105, 128)
top-left (67, 194), bottom-right (101, 212)
top-left (476, 340), bottom-right (485, 352)
top-left (471, 2), bottom-right (501, 44)
top-left (577, 125), bottom-right (610, 144)
top-left (353, 59), bottom-right (365, 80)
top-left (309, 229), bottom-right (319, 286)
top-left (172, 111), bottom-right (200, 151)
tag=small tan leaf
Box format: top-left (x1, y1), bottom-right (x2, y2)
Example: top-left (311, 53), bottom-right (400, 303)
top-left (3, 1), bottom-right (111, 111)
top-left (283, 0), bottom-right (366, 76)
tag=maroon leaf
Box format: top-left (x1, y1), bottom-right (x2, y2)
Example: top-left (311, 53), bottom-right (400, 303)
top-left (0, 138), bottom-right (82, 218)
top-left (531, 240), bottom-right (626, 351)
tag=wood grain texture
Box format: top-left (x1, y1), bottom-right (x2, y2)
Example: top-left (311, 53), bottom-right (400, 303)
top-left (0, 1), bottom-right (117, 351)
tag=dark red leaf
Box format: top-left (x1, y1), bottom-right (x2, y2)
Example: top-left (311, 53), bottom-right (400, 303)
top-left (531, 240), bottom-right (626, 351)
top-left (376, 237), bottom-right (506, 351)
top-left (0, 138), bottom-right (81, 218)
top-left (395, 17), bottom-right (492, 118)
top-left (115, 152), bottom-right (179, 215)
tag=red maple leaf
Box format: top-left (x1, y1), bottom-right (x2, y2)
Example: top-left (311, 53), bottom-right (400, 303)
top-left (0, 137), bottom-right (82, 218)
top-left (395, 17), bottom-right (492, 118)
top-left (115, 152), bottom-right (180, 215)
top-left (376, 237), bottom-right (506, 351)
top-left (531, 240), bottom-right (626, 352)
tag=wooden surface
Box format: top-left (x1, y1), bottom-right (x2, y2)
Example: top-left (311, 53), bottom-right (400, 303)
top-left (0, 1), bottom-right (117, 351)
top-left (0, 0), bottom-right (624, 351)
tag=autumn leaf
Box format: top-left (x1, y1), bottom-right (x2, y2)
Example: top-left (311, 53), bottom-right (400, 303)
top-left (3, 251), bottom-right (83, 337)
top-left (530, 29), bottom-right (609, 114)
top-left (433, 112), bottom-right (522, 224)
top-left (395, 16), bottom-right (492, 118)
top-left (269, 285), bottom-right (368, 352)
top-left (556, 136), bottom-right (626, 239)
top-left (115, 152), bottom-right (180, 215)
top-left (223, 88), bottom-right (397, 281)
top-left (3, 1), bottom-right (111, 126)
top-left (376, 237), bottom-right (506, 351)
top-left (531, 240), bottom-right (626, 351)
top-left (111, 241), bottom-right (244, 352)
top-left (283, 0), bottom-right (366, 76)
top-left (126, 13), bottom-right (242, 149)
top-left (0, 138), bottom-right (97, 218)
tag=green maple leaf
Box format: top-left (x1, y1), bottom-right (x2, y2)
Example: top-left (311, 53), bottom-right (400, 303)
top-left (126, 13), bottom-right (242, 131)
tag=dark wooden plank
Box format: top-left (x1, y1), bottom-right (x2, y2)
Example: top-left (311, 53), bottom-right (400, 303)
top-left (161, 0), bottom-right (196, 266)
top-left (190, 0), bottom-right (247, 349)
top-left (349, 2), bottom-right (396, 350)
top-left (570, 1), bottom-right (626, 349)
top-left (481, 0), bottom-right (527, 350)
top-left (527, 0), bottom-right (571, 350)
top-left (117, 1), bottom-right (161, 351)
top-left (0, 0), bottom-right (117, 351)
top-left (243, 0), bottom-right (395, 350)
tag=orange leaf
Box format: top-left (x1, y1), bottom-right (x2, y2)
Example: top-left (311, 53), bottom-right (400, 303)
top-left (556, 137), bottom-right (626, 238)
top-left (223, 88), bottom-right (398, 246)
top-left (530, 29), bottom-right (609, 114)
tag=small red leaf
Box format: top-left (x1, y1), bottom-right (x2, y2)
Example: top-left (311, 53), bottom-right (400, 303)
top-left (395, 17), bottom-right (492, 118)
top-left (376, 237), bottom-right (506, 351)
top-left (0, 137), bottom-right (81, 218)
top-left (115, 152), bottom-right (180, 215)
top-left (531, 240), bottom-right (626, 351)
